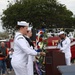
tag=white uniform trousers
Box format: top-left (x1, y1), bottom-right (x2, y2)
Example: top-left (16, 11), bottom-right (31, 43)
top-left (65, 57), bottom-right (71, 65)
top-left (27, 55), bottom-right (34, 75)
top-left (13, 67), bottom-right (27, 75)
top-left (11, 62), bottom-right (28, 75)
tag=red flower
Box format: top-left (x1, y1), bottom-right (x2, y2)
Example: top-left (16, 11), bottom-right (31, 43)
top-left (39, 37), bottom-right (43, 42)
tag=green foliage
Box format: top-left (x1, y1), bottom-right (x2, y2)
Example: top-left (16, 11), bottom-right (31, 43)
top-left (37, 31), bottom-right (48, 65)
top-left (1, 0), bottom-right (75, 31)
top-left (0, 31), bottom-right (9, 39)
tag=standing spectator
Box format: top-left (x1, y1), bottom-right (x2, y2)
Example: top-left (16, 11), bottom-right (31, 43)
top-left (8, 48), bottom-right (14, 73)
top-left (0, 42), bottom-right (8, 75)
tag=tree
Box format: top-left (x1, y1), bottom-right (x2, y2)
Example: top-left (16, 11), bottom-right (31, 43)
top-left (1, 0), bottom-right (75, 31)
top-left (0, 31), bottom-right (9, 39)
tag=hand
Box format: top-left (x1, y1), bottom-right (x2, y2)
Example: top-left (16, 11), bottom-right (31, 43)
top-left (40, 52), bottom-right (46, 56)
top-left (5, 56), bottom-right (8, 59)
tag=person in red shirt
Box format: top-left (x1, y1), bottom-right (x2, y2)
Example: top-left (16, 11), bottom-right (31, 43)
top-left (0, 42), bottom-right (8, 75)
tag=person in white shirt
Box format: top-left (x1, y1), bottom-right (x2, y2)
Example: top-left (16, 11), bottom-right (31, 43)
top-left (57, 31), bottom-right (71, 65)
top-left (11, 21), bottom-right (45, 75)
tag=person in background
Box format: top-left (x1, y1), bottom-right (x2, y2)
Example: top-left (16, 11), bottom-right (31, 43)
top-left (11, 21), bottom-right (45, 75)
top-left (8, 48), bottom-right (14, 73)
top-left (57, 31), bottom-right (71, 65)
top-left (0, 42), bottom-right (8, 75)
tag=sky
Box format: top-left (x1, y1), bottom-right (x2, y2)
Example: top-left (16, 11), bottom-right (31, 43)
top-left (0, 0), bottom-right (75, 32)
top-left (0, 0), bottom-right (15, 32)
top-left (58, 0), bottom-right (75, 15)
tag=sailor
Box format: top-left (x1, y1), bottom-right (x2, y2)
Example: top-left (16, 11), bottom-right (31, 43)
top-left (24, 27), bottom-right (35, 75)
top-left (57, 31), bottom-right (71, 65)
top-left (11, 21), bottom-right (45, 75)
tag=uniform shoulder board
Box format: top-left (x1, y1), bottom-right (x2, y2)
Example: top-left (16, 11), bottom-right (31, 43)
top-left (17, 37), bottom-right (24, 40)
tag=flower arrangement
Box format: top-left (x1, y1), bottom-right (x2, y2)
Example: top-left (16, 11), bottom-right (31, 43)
top-left (36, 30), bottom-right (48, 65)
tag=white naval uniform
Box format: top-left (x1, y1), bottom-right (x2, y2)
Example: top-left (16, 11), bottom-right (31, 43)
top-left (27, 46), bottom-right (35, 75)
top-left (58, 37), bottom-right (71, 65)
top-left (11, 32), bottom-right (37, 75)
top-left (25, 36), bottom-right (35, 75)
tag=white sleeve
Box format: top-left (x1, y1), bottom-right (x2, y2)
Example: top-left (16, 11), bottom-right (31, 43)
top-left (16, 37), bottom-right (37, 56)
top-left (60, 38), bottom-right (70, 51)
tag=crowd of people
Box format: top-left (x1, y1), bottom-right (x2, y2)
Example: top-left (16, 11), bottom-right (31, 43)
top-left (0, 42), bottom-right (14, 75)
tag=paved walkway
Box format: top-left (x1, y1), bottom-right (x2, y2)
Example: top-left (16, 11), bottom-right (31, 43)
top-left (3, 70), bottom-right (15, 75)
top-left (8, 71), bottom-right (15, 75)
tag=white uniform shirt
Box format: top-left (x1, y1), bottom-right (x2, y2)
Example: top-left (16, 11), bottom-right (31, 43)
top-left (11, 32), bottom-right (37, 68)
top-left (25, 36), bottom-right (35, 75)
top-left (58, 37), bottom-right (71, 58)
top-left (9, 51), bottom-right (13, 58)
